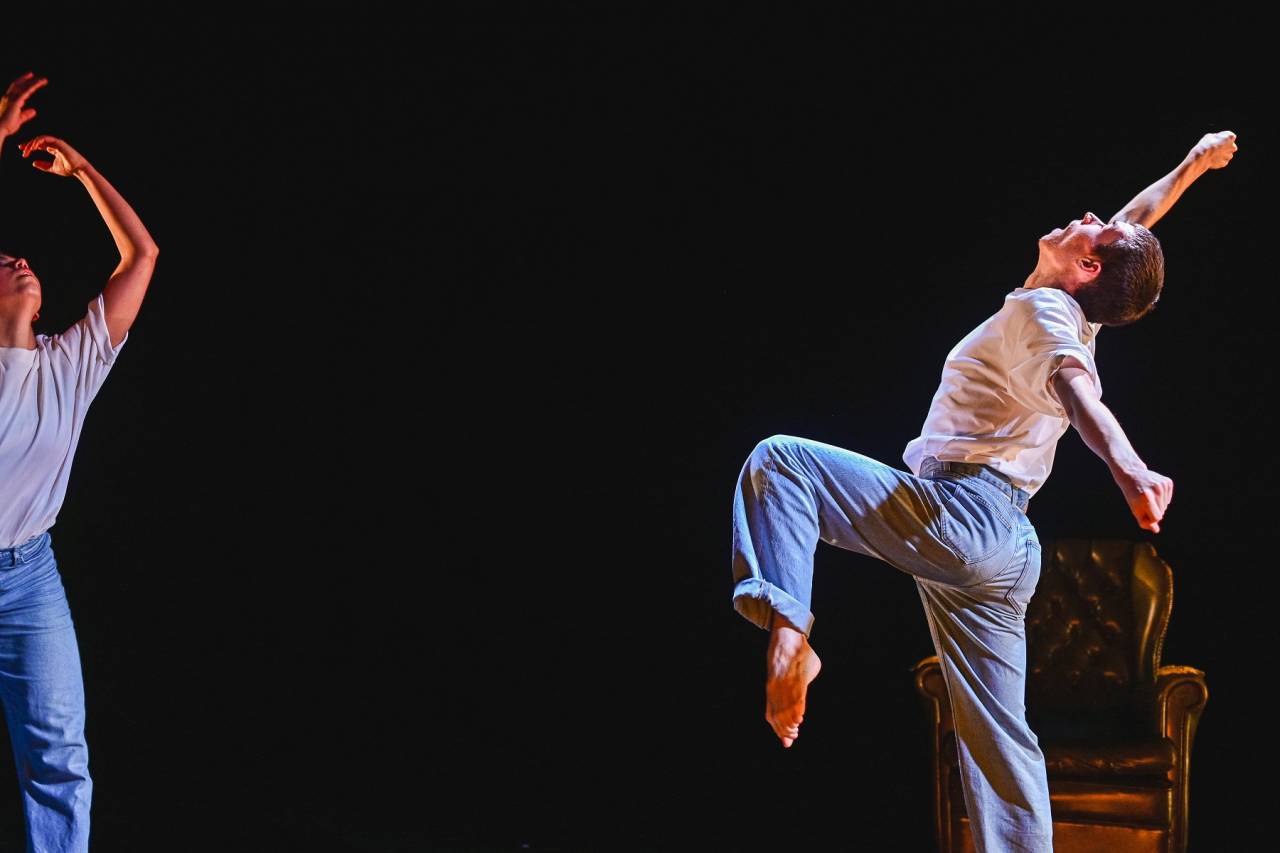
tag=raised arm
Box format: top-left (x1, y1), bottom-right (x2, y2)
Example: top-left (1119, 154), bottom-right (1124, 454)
top-left (1109, 130), bottom-right (1238, 230)
top-left (20, 134), bottom-right (158, 348)
top-left (1050, 357), bottom-right (1173, 533)
top-left (0, 72), bottom-right (48, 161)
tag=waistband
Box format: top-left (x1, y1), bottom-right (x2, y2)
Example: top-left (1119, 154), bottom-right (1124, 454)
top-left (0, 530), bottom-right (51, 569)
top-left (919, 455), bottom-right (1030, 513)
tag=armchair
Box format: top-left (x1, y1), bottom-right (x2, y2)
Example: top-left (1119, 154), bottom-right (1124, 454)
top-left (912, 538), bottom-right (1207, 853)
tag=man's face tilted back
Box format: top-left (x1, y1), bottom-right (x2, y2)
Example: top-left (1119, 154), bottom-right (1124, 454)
top-left (1032, 212), bottom-right (1139, 294)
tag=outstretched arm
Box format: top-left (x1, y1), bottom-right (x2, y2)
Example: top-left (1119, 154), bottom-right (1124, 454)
top-left (1051, 357), bottom-right (1173, 533)
top-left (1109, 130), bottom-right (1238, 230)
top-left (20, 135), bottom-right (158, 349)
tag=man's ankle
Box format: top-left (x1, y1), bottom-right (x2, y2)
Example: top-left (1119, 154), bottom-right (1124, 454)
top-left (770, 614), bottom-right (807, 645)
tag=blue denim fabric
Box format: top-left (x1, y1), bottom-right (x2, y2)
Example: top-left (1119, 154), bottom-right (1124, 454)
top-left (731, 435), bottom-right (1051, 853)
top-left (0, 531), bottom-right (92, 853)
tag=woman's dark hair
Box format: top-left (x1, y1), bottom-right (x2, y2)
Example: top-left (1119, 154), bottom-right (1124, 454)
top-left (1072, 224), bottom-right (1165, 326)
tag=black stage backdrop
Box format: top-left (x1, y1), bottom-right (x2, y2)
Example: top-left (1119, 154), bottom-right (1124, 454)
top-left (9, 7), bottom-right (1278, 853)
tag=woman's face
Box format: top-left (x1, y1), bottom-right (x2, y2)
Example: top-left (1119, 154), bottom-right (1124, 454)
top-left (0, 252), bottom-right (40, 308)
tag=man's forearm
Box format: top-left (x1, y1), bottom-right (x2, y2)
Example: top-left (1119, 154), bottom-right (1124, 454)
top-left (1062, 391), bottom-right (1146, 479)
top-left (1111, 151), bottom-right (1211, 231)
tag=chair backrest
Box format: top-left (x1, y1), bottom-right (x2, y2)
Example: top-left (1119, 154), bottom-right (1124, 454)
top-left (1024, 538), bottom-right (1174, 742)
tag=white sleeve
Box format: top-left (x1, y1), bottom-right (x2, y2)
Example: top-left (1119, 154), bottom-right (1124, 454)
top-left (48, 292), bottom-right (128, 404)
top-left (1006, 298), bottom-right (1099, 418)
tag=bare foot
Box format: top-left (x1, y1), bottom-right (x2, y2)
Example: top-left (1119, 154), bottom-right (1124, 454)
top-left (765, 622), bottom-right (822, 748)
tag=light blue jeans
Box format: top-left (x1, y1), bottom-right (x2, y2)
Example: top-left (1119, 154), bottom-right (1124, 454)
top-left (731, 435), bottom-right (1052, 853)
top-left (0, 531), bottom-right (92, 853)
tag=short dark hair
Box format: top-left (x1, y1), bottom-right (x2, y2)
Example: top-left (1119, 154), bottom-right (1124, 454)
top-left (1071, 224), bottom-right (1165, 326)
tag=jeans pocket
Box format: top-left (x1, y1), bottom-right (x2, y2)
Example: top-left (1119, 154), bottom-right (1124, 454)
top-left (935, 479), bottom-right (1018, 579)
top-left (1005, 539), bottom-right (1042, 617)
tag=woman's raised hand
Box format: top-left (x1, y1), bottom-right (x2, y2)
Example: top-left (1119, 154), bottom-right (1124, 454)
top-left (19, 135), bottom-right (89, 178)
top-left (0, 72), bottom-right (48, 137)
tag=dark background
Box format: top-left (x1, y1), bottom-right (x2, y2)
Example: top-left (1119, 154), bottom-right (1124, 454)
top-left (9, 7), bottom-right (1276, 853)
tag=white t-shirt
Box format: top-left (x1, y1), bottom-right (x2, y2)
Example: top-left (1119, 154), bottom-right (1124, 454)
top-left (902, 286), bottom-right (1102, 499)
top-left (0, 293), bottom-right (128, 548)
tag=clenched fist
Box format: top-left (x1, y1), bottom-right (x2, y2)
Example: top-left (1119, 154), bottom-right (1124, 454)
top-left (1115, 466), bottom-right (1174, 533)
top-left (1192, 130), bottom-right (1238, 170)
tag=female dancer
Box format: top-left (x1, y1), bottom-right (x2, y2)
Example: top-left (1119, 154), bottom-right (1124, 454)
top-left (0, 70), bottom-right (158, 851)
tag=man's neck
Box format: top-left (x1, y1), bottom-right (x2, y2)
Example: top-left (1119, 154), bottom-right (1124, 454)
top-left (1023, 270), bottom-right (1067, 292)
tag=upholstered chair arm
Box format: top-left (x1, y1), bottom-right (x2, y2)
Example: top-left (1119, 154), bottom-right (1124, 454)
top-left (912, 656), bottom-right (953, 734)
top-left (1137, 665), bottom-right (1208, 745)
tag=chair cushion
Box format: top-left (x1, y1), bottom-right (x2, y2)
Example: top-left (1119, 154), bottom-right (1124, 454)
top-left (941, 731), bottom-right (1176, 783)
top-left (1042, 738), bottom-right (1176, 783)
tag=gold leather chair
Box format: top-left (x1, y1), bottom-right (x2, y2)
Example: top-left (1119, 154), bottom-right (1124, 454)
top-left (912, 538), bottom-right (1207, 853)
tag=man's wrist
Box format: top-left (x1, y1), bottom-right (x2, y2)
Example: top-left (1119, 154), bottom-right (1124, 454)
top-left (1108, 455), bottom-right (1147, 481)
top-left (1181, 148), bottom-right (1213, 180)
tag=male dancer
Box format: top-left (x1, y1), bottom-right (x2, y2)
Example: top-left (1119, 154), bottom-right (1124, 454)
top-left (730, 130), bottom-right (1237, 851)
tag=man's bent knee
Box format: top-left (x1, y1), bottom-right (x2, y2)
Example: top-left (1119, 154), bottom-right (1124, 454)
top-left (751, 434), bottom-right (799, 464)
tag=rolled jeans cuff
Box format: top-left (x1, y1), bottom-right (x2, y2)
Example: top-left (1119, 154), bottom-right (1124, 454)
top-left (732, 578), bottom-right (815, 637)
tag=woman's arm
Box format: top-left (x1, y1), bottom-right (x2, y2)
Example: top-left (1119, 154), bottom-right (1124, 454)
top-left (21, 135), bottom-right (158, 348)
top-left (0, 72), bottom-right (48, 161)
